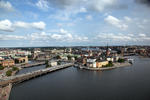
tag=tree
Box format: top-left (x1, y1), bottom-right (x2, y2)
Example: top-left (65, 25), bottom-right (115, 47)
top-left (45, 60), bottom-right (48, 65)
top-left (0, 65), bottom-right (4, 70)
top-left (103, 61), bottom-right (114, 67)
top-left (45, 60), bottom-right (49, 68)
top-left (58, 61), bottom-right (61, 65)
top-left (74, 56), bottom-right (78, 60)
top-left (118, 58), bottom-right (125, 63)
top-left (12, 66), bottom-right (19, 71)
top-left (6, 70), bottom-right (12, 76)
top-left (56, 55), bottom-right (61, 59)
top-left (67, 55), bottom-right (71, 60)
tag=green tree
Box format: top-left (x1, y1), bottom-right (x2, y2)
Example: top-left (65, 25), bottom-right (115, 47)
top-left (0, 65), bottom-right (4, 70)
top-left (58, 61), bottom-right (61, 65)
top-left (103, 61), bottom-right (114, 67)
top-left (118, 58), bottom-right (125, 63)
top-left (74, 56), bottom-right (78, 60)
top-left (67, 55), bottom-right (71, 60)
top-left (45, 60), bottom-right (49, 68)
top-left (6, 70), bottom-right (12, 76)
top-left (45, 60), bottom-right (48, 65)
top-left (12, 66), bottom-right (19, 71)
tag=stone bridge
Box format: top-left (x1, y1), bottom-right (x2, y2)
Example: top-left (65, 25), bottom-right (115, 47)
top-left (0, 63), bottom-right (74, 87)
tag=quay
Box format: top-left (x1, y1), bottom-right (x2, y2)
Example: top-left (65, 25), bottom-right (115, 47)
top-left (0, 63), bottom-right (74, 87)
top-left (76, 62), bottom-right (131, 71)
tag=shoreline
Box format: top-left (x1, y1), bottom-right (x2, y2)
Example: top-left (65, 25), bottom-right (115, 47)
top-left (76, 62), bottom-right (131, 71)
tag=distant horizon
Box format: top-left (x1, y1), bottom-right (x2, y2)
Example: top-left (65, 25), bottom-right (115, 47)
top-left (0, 45), bottom-right (150, 48)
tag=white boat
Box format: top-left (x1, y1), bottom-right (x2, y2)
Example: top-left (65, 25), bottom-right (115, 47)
top-left (128, 59), bottom-right (134, 64)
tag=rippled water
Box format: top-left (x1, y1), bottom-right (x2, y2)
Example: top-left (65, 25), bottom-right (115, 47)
top-left (10, 56), bottom-right (150, 100)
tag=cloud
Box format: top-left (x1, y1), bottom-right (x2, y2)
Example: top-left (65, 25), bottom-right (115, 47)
top-left (135, 0), bottom-right (150, 7)
top-left (47, 0), bottom-right (78, 9)
top-left (104, 15), bottom-right (128, 30)
top-left (97, 33), bottom-right (150, 43)
top-left (87, 0), bottom-right (117, 12)
top-left (86, 15), bottom-right (93, 20)
top-left (52, 28), bottom-right (88, 42)
top-left (124, 16), bottom-right (132, 22)
top-left (139, 33), bottom-right (146, 37)
top-left (37, 0), bottom-right (127, 12)
top-left (36, 0), bottom-right (49, 11)
top-left (0, 0), bottom-right (14, 11)
top-left (98, 33), bottom-right (132, 41)
top-left (0, 34), bottom-right (26, 40)
top-left (14, 21), bottom-right (46, 30)
top-left (0, 19), bottom-right (46, 32)
top-left (0, 19), bottom-right (14, 32)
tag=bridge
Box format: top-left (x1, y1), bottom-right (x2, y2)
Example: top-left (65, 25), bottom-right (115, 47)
top-left (0, 63), bottom-right (74, 87)
top-left (17, 62), bottom-right (45, 68)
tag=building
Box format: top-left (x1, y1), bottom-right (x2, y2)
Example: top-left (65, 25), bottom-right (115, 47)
top-left (106, 57), bottom-right (114, 62)
top-left (86, 58), bottom-right (96, 68)
top-left (48, 61), bottom-right (57, 67)
top-left (14, 56), bottom-right (28, 64)
top-left (96, 60), bottom-right (108, 68)
top-left (0, 59), bottom-right (15, 67)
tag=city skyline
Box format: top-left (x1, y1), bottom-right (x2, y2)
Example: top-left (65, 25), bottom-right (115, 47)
top-left (0, 0), bottom-right (150, 47)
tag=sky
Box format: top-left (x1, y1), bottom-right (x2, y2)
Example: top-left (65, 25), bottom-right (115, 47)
top-left (0, 0), bottom-right (150, 47)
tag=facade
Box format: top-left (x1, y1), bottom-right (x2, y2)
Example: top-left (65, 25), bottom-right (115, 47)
top-left (1, 59), bottom-right (15, 67)
top-left (106, 57), bottom-right (114, 62)
top-left (14, 56), bottom-right (28, 64)
top-left (49, 61), bottom-right (57, 67)
top-left (86, 58), bottom-right (97, 68)
top-left (96, 60), bottom-right (108, 68)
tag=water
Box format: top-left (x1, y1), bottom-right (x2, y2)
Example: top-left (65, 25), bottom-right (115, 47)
top-left (10, 56), bottom-right (150, 100)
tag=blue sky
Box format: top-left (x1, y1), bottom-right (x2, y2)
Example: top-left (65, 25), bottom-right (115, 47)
top-left (0, 0), bottom-right (150, 47)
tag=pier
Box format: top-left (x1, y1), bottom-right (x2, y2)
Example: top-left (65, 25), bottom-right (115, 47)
top-left (0, 63), bottom-right (74, 87)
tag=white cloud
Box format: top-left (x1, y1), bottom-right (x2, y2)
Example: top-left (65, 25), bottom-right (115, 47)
top-left (97, 33), bottom-right (150, 43)
top-left (124, 16), bottom-right (132, 22)
top-left (50, 28), bottom-right (88, 42)
top-left (0, 0), bottom-right (14, 11)
top-left (139, 33), bottom-right (146, 37)
top-left (51, 34), bottom-right (62, 40)
top-left (0, 34), bottom-right (26, 40)
top-left (98, 33), bottom-right (132, 41)
top-left (86, 15), bottom-right (93, 20)
top-left (14, 21), bottom-right (46, 30)
top-left (36, 0), bottom-right (49, 11)
top-left (29, 32), bottom-right (49, 40)
top-left (0, 19), bottom-right (14, 32)
top-left (0, 19), bottom-right (46, 32)
top-left (105, 15), bottom-right (128, 30)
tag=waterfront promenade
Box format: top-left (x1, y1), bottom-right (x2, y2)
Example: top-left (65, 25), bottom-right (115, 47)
top-left (0, 63), bottom-right (74, 87)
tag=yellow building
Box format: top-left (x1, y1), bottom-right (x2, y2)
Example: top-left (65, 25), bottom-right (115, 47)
top-left (14, 56), bottom-right (28, 64)
top-left (96, 60), bottom-right (108, 68)
top-left (1, 59), bottom-right (15, 67)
